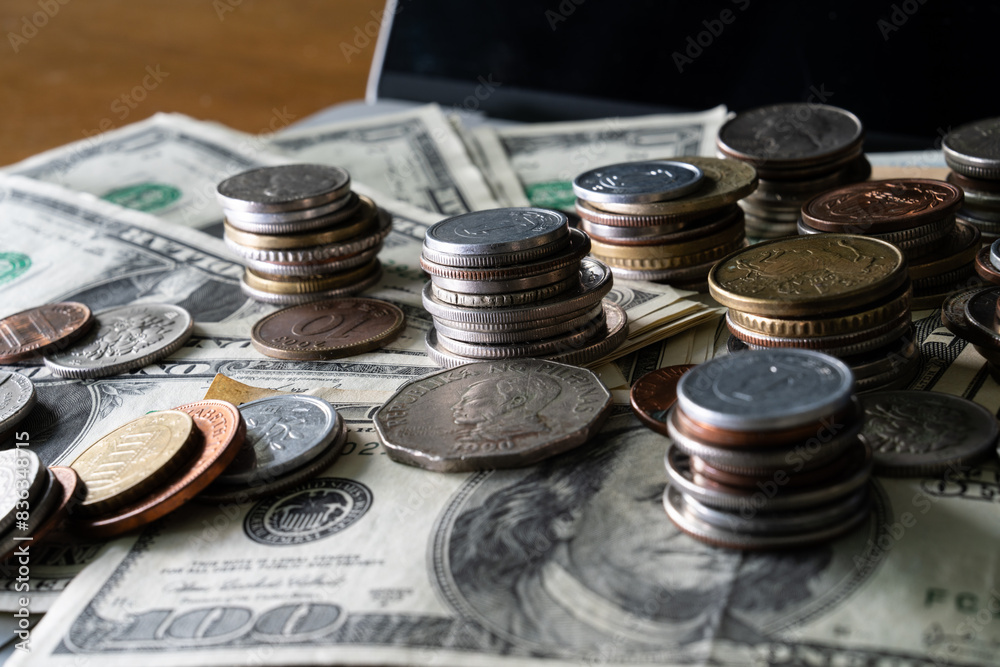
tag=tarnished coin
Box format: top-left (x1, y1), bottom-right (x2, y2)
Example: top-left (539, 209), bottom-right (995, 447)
top-left (858, 390), bottom-right (1000, 477)
top-left (223, 194), bottom-right (369, 249)
top-left (975, 244), bottom-right (1000, 284)
top-left (962, 287), bottom-right (1000, 346)
top-left (0, 372), bottom-right (36, 437)
top-left (216, 164), bottom-right (352, 213)
top-left (423, 208), bottom-right (568, 256)
top-left (69, 410), bottom-right (199, 516)
top-left (213, 395), bottom-right (343, 487)
top-left (942, 117), bottom-right (1000, 179)
top-left (251, 298), bottom-right (405, 360)
top-left (0, 302), bottom-right (93, 362)
top-left (676, 348), bottom-right (854, 431)
top-left (572, 160), bottom-right (704, 205)
top-left (629, 364), bottom-right (696, 435)
top-left (0, 448), bottom-right (47, 537)
top-left (75, 400), bottom-right (246, 537)
top-left (43, 303), bottom-right (194, 379)
top-left (374, 359), bottom-right (612, 471)
top-left (801, 180), bottom-right (963, 234)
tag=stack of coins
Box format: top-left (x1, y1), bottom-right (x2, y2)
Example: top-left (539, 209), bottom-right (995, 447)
top-left (420, 208), bottom-right (628, 368)
top-left (942, 286), bottom-right (1000, 381)
top-left (709, 234), bottom-right (920, 392)
top-left (717, 103), bottom-right (870, 239)
top-left (219, 164), bottom-right (389, 304)
top-left (662, 349), bottom-right (873, 550)
top-left (943, 118), bottom-right (1000, 242)
top-left (573, 157), bottom-right (756, 291)
top-left (974, 239), bottom-right (1000, 285)
top-left (798, 179), bottom-right (976, 308)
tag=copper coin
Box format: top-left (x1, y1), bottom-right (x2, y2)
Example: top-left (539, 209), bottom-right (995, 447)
top-left (251, 298), bottom-right (406, 360)
top-left (26, 466), bottom-right (87, 547)
top-left (974, 246), bottom-right (1000, 285)
top-left (689, 439), bottom-right (861, 490)
top-left (0, 302), bottom-right (93, 363)
top-left (629, 364), bottom-right (696, 435)
top-left (72, 400), bottom-right (246, 538)
top-left (802, 179), bottom-right (963, 234)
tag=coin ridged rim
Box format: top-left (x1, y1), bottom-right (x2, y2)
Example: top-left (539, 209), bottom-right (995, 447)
top-left (947, 170), bottom-right (1000, 195)
top-left (243, 259), bottom-right (382, 294)
top-left (907, 221), bottom-right (980, 280)
top-left (708, 234), bottom-right (908, 317)
top-left (975, 246), bottom-right (1000, 283)
top-left (224, 191), bottom-right (354, 224)
top-left (0, 469), bottom-right (65, 561)
top-left (749, 145), bottom-right (867, 181)
top-left (576, 200), bottom-right (713, 229)
top-left (420, 234), bottom-right (572, 269)
top-left (801, 180), bottom-right (963, 234)
top-left (243, 243), bottom-right (382, 278)
top-left (607, 253), bottom-right (724, 282)
top-left (797, 217), bottom-right (957, 254)
top-left (595, 238), bottom-right (742, 270)
top-left (222, 194), bottom-right (370, 249)
top-left (738, 321), bottom-right (913, 359)
top-left (427, 262), bottom-right (581, 296)
top-left (854, 352), bottom-right (921, 393)
top-left (224, 199), bottom-right (368, 235)
top-left (216, 164), bottom-right (351, 213)
top-left (912, 264), bottom-right (975, 291)
top-left (251, 298), bottom-right (406, 360)
top-left (429, 273), bottom-right (578, 308)
top-left (0, 449), bottom-right (46, 538)
top-left (0, 372), bottom-right (36, 432)
top-left (421, 228), bottom-right (589, 281)
top-left (229, 209), bottom-right (390, 264)
top-left (754, 156), bottom-right (871, 196)
top-left (587, 215), bottom-right (744, 257)
top-left (423, 207), bottom-right (569, 256)
top-left (240, 263), bottom-right (382, 304)
top-left (963, 287), bottom-right (1000, 346)
top-left (579, 207), bottom-right (741, 243)
top-left (431, 300), bottom-right (601, 334)
top-left (433, 312), bottom-right (606, 359)
top-left (726, 309), bottom-right (912, 352)
top-left (432, 304), bottom-right (603, 344)
top-left (955, 187), bottom-right (1000, 209)
top-left (0, 302), bottom-right (94, 363)
top-left (575, 157), bottom-right (759, 217)
top-left (942, 118), bottom-right (1000, 177)
top-left (957, 208), bottom-right (1000, 232)
top-left (572, 160), bottom-right (705, 205)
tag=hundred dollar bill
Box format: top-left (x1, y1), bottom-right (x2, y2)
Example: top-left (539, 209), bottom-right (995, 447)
top-left (468, 106), bottom-right (728, 211)
top-left (268, 104), bottom-right (501, 215)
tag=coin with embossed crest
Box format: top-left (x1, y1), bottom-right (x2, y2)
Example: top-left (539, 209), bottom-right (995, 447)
top-left (43, 303), bottom-right (194, 378)
top-left (216, 164), bottom-right (352, 213)
top-left (572, 160), bottom-right (704, 205)
top-left (801, 180), bottom-right (963, 234)
top-left (251, 298), bottom-right (405, 360)
top-left (858, 390), bottom-right (999, 476)
top-left (423, 207), bottom-right (569, 261)
top-left (375, 359), bottom-right (612, 471)
top-left (943, 117), bottom-right (1000, 179)
top-left (0, 302), bottom-right (94, 363)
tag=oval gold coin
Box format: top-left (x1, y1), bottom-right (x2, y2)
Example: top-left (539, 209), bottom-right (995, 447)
top-left (69, 410), bottom-right (199, 516)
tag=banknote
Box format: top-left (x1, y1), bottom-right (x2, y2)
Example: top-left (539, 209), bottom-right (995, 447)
top-left (468, 106), bottom-right (728, 211)
top-left (449, 117), bottom-right (531, 208)
top-left (268, 104), bottom-right (501, 216)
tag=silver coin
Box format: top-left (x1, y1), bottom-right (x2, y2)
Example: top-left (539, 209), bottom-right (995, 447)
top-left (421, 234), bottom-right (571, 269)
top-left (374, 358), bottom-right (612, 471)
top-left (222, 192), bottom-right (353, 226)
top-left (676, 348), bottom-right (855, 431)
top-left (43, 304), bottom-right (194, 379)
top-left (428, 261), bottom-right (581, 296)
top-left (230, 211), bottom-right (391, 264)
top-left (858, 390), bottom-right (1000, 476)
top-left (0, 468), bottom-right (63, 560)
top-left (429, 273), bottom-right (579, 308)
top-left (0, 372), bottom-right (36, 435)
top-left (546, 301), bottom-right (629, 366)
top-left (239, 262), bottom-right (383, 305)
top-left (0, 449), bottom-right (46, 538)
top-left (214, 395), bottom-right (343, 486)
top-left (216, 164), bottom-right (351, 213)
top-left (243, 243), bottom-right (383, 277)
top-left (423, 208), bottom-right (568, 256)
top-left (432, 303), bottom-right (603, 341)
top-left (434, 311), bottom-right (605, 359)
top-left (942, 117), bottom-right (1000, 179)
top-left (991, 239), bottom-right (1000, 270)
top-left (573, 160), bottom-right (704, 205)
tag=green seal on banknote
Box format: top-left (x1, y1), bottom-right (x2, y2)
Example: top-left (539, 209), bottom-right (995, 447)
top-left (526, 181), bottom-right (574, 210)
top-left (102, 183), bottom-right (181, 212)
top-left (0, 252), bottom-right (30, 287)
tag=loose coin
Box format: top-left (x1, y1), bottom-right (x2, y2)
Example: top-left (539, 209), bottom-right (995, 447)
top-left (572, 160), bottom-right (704, 204)
top-left (251, 298), bottom-right (405, 360)
top-left (43, 303), bottom-right (194, 379)
top-left (0, 372), bottom-right (36, 437)
top-left (216, 164), bottom-right (351, 213)
top-left (374, 359), bottom-right (612, 471)
top-left (0, 302), bottom-right (93, 363)
top-left (629, 364), bottom-right (696, 435)
top-left (423, 207), bottom-right (568, 256)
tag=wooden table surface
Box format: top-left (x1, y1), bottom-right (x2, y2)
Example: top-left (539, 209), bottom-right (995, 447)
top-left (0, 0), bottom-right (384, 167)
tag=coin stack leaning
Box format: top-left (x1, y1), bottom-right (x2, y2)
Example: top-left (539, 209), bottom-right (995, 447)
top-left (798, 179), bottom-right (976, 309)
top-left (943, 117), bottom-right (1000, 243)
top-left (717, 103), bottom-right (870, 239)
top-left (420, 208), bottom-right (628, 368)
top-left (662, 349), bottom-right (873, 550)
top-left (573, 157), bottom-right (756, 291)
top-left (941, 286), bottom-right (1000, 382)
top-left (219, 164), bottom-right (390, 304)
top-left (709, 234), bottom-right (920, 392)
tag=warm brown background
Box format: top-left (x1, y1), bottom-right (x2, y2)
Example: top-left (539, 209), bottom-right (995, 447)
top-left (0, 0), bottom-right (384, 166)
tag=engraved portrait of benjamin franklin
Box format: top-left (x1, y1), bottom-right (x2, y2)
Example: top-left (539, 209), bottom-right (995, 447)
top-left (450, 373), bottom-right (563, 446)
top-left (434, 417), bottom-right (887, 659)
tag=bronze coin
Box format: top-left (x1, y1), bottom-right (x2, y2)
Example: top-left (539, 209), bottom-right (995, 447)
top-left (0, 302), bottom-right (93, 363)
top-left (73, 400), bottom-right (246, 538)
top-left (802, 179), bottom-right (964, 234)
top-left (689, 439), bottom-right (863, 490)
top-left (25, 466), bottom-right (87, 547)
top-left (251, 298), bottom-right (406, 360)
top-left (974, 246), bottom-right (1000, 285)
top-left (629, 364), bottom-right (696, 435)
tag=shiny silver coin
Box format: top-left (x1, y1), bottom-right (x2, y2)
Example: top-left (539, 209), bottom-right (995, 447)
top-left (580, 206), bottom-right (741, 243)
top-left (423, 208), bottom-right (568, 256)
top-left (431, 302), bottom-right (603, 340)
top-left (547, 301), bottom-right (628, 366)
top-left (223, 192), bottom-right (353, 225)
top-left (43, 304), bottom-right (193, 379)
top-left (942, 117), bottom-right (1000, 180)
top-left (676, 348), bottom-right (855, 431)
top-left (243, 243), bottom-right (382, 277)
top-left (991, 238), bottom-right (1000, 270)
top-left (230, 209), bottom-right (391, 264)
top-left (434, 311), bottom-right (606, 359)
top-left (0, 372), bottom-right (36, 436)
top-left (374, 358), bottom-right (612, 471)
top-left (421, 227), bottom-right (589, 281)
top-left (0, 449), bottom-right (47, 537)
top-left (421, 234), bottom-right (570, 269)
top-left (428, 262), bottom-right (580, 296)
top-left (429, 273), bottom-right (579, 308)
top-left (572, 160), bottom-right (704, 205)
top-left (239, 262), bottom-right (383, 305)
top-left (858, 390), bottom-right (1000, 476)
top-left (215, 395), bottom-right (343, 486)
top-left (216, 164), bottom-right (351, 213)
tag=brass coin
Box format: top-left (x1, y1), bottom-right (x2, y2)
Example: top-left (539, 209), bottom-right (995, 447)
top-left (587, 216), bottom-right (744, 259)
top-left (251, 298), bottom-right (406, 360)
top-left (222, 194), bottom-right (373, 250)
top-left (69, 410), bottom-right (199, 516)
top-left (242, 259), bottom-right (381, 295)
top-left (708, 234), bottom-right (908, 317)
top-left (595, 237), bottom-right (743, 270)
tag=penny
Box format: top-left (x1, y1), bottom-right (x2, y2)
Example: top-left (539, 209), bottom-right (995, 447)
top-left (252, 298), bottom-right (405, 360)
top-left (725, 309), bottom-right (913, 358)
top-left (0, 372), bottom-right (36, 437)
top-left (0, 302), bottom-right (93, 363)
top-left (222, 194), bottom-right (368, 249)
top-left (374, 359), bottom-right (612, 471)
top-left (0, 449), bottom-right (47, 538)
top-left (69, 410), bottom-right (199, 516)
top-left (216, 164), bottom-right (352, 213)
top-left (43, 303), bottom-right (194, 379)
top-left (572, 160), bottom-right (704, 204)
top-left (423, 208), bottom-right (568, 257)
top-left (24, 466), bottom-right (86, 547)
top-left (0, 468), bottom-right (65, 561)
top-left (942, 117), bottom-right (1000, 179)
top-left (801, 180), bottom-right (963, 234)
top-left (629, 364), bottom-right (696, 435)
top-left (74, 400), bottom-right (246, 538)
top-left (858, 390), bottom-right (1000, 477)
top-left (425, 257), bottom-right (583, 296)
top-left (708, 235), bottom-right (907, 317)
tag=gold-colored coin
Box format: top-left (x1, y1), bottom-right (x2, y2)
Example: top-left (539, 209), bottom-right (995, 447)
top-left (587, 221), bottom-right (744, 259)
top-left (584, 157), bottom-right (758, 216)
top-left (223, 196), bottom-right (375, 249)
top-left (70, 410), bottom-right (199, 516)
top-left (594, 239), bottom-right (742, 270)
top-left (708, 234), bottom-right (907, 317)
top-left (243, 259), bottom-right (380, 294)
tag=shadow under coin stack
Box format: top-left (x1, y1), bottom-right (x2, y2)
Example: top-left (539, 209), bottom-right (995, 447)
top-left (420, 208), bottom-right (628, 368)
top-left (717, 103), bottom-right (870, 239)
top-left (663, 349), bottom-right (873, 550)
top-left (943, 118), bottom-right (1000, 243)
top-left (710, 234), bottom-right (920, 392)
top-left (573, 157), bottom-right (756, 292)
top-left (220, 164), bottom-right (389, 304)
top-left (942, 285), bottom-right (1000, 382)
top-left (798, 179), bottom-right (975, 309)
